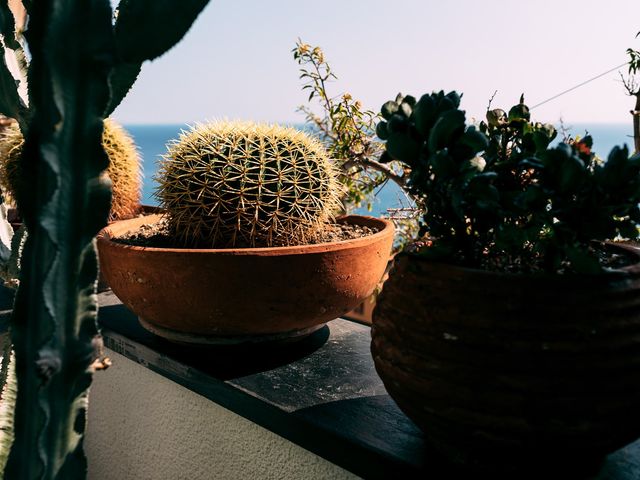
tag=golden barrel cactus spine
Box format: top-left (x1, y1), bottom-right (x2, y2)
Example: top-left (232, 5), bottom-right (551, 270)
top-left (0, 118), bottom-right (142, 221)
top-left (156, 121), bottom-right (342, 247)
top-left (101, 118), bottom-right (143, 221)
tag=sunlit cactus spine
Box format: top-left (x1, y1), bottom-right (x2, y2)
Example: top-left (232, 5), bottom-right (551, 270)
top-left (156, 121), bottom-right (342, 247)
top-left (0, 123), bottom-right (22, 207)
top-left (101, 119), bottom-right (142, 221)
top-left (0, 118), bottom-right (142, 221)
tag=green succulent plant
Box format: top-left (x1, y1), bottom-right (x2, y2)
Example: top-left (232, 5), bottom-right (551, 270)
top-left (156, 121), bottom-right (342, 248)
top-left (0, 118), bottom-right (142, 221)
top-left (377, 91), bottom-right (640, 274)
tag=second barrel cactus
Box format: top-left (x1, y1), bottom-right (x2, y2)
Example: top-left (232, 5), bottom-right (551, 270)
top-left (156, 121), bottom-right (342, 247)
top-left (0, 118), bottom-right (142, 221)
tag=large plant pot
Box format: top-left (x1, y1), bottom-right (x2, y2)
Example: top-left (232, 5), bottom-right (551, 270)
top-left (96, 205), bottom-right (162, 292)
top-left (371, 246), bottom-right (640, 472)
top-left (98, 214), bottom-right (394, 344)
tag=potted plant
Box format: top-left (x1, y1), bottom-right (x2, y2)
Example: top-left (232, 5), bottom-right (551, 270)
top-left (97, 121), bottom-right (394, 344)
top-left (371, 91), bottom-right (640, 473)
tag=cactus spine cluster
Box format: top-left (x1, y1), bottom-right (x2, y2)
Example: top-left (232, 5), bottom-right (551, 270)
top-left (0, 118), bottom-right (142, 221)
top-left (156, 121), bottom-right (342, 247)
top-left (101, 119), bottom-right (142, 221)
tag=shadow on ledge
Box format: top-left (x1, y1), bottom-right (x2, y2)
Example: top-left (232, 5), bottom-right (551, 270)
top-left (296, 394), bottom-right (639, 480)
top-left (98, 302), bottom-right (330, 380)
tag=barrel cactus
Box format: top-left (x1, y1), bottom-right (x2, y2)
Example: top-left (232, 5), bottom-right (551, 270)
top-left (156, 121), bottom-right (342, 247)
top-left (0, 118), bottom-right (142, 221)
top-left (101, 119), bottom-right (143, 221)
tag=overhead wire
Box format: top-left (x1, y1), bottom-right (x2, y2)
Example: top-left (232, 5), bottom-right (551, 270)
top-left (530, 62), bottom-right (629, 110)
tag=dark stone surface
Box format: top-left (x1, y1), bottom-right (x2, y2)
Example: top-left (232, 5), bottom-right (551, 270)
top-left (96, 290), bottom-right (640, 479)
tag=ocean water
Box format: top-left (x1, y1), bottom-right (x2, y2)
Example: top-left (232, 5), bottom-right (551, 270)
top-left (125, 122), bottom-right (634, 218)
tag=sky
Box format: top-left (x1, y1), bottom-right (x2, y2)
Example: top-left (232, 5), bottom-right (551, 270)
top-left (112, 0), bottom-right (640, 127)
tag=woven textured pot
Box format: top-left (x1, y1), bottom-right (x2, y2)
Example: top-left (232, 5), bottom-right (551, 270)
top-left (372, 245), bottom-right (640, 470)
top-left (98, 213), bottom-right (394, 344)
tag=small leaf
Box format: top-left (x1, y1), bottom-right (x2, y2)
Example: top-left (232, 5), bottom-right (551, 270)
top-left (508, 102), bottom-right (530, 121)
top-left (618, 220), bottom-right (639, 240)
top-left (386, 113), bottom-right (408, 134)
top-left (402, 95), bottom-right (416, 107)
top-left (375, 121), bottom-right (389, 140)
top-left (458, 126), bottom-right (489, 152)
top-left (514, 185), bottom-right (546, 210)
top-left (467, 178), bottom-right (499, 208)
top-left (462, 156), bottom-right (486, 173)
top-left (381, 100), bottom-right (399, 120)
top-left (486, 108), bottom-right (506, 127)
top-left (399, 102), bottom-right (412, 118)
top-left (430, 150), bottom-right (456, 178)
top-left (413, 94), bottom-right (436, 137)
top-left (386, 132), bottom-right (420, 163)
top-left (428, 109), bottom-right (465, 152)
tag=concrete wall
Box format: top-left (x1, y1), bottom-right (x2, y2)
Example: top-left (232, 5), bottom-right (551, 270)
top-left (85, 350), bottom-right (359, 480)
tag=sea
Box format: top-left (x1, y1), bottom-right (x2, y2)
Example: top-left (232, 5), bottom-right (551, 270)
top-left (125, 123), bottom-right (634, 218)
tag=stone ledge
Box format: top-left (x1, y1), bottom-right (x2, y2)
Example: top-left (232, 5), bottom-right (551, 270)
top-left (97, 290), bottom-right (640, 479)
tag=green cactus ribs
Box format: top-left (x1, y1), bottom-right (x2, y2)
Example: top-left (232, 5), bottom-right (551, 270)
top-left (156, 121), bottom-right (342, 248)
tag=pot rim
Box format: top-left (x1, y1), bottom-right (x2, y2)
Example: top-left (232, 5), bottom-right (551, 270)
top-left (397, 242), bottom-right (640, 279)
top-left (97, 213), bottom-right (395, 256)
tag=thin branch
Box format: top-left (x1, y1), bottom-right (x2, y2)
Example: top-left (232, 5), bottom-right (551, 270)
top-left (619, 71), bottom-right (640, 96)
top-left (342, 157), bottom-right (407, 188)
top-left (486, 90), bottom-right (498, 111)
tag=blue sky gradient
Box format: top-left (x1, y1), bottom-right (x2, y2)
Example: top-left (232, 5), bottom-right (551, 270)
top-left (112, 0), bottom-right (640, 126)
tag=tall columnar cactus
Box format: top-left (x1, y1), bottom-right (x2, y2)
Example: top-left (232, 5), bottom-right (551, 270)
top-left (156, 122), bottom-right (342, 247)
top-left (0, 118), bottom-right (142, 221)
top-left (6, 3), bottom-right (116, 478)
top-left (0, 1), bottom-right (212, 478)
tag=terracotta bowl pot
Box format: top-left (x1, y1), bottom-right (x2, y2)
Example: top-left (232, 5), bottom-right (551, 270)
top-left (98, 213), bottom-right (394, 343)
top-left (372, 245), bottom-right (640, 471)
top-left (96, 205), bottom-right (163, 292)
